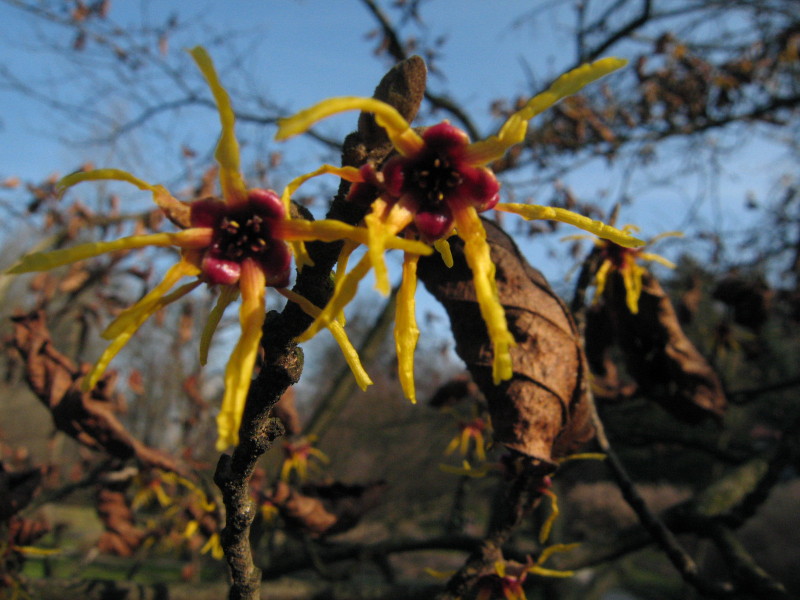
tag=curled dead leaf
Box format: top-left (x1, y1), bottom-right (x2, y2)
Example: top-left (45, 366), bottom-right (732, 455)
top-left (594, 271), bottom-right (726, 421)
top-left (418, 219), bottom-right (593, 468)
top-left (95, 479), bottom-right (145, 557)
top-left (267, 479), bottom-right (387, 538)
top-left (10, 311), bottom-right (179, 472)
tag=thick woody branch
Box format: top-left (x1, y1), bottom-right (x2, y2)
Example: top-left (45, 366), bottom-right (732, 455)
top-left (213, 56), bottom-right (427, 600)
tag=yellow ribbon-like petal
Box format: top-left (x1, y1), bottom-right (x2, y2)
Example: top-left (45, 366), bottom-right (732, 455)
top-left (6, 230), bottom-right (209, 274)
top-left (465, 57), bottom-right (628, 165)
top-left (296, 253), bottom-right (373, 343)
top-left (188, 46), bottom-right (248, 205)
top-left (364, 199), bottom-right (404, 295)
top-left (593, 259), bottom-right (612, 301)
top-left (334, 240), bottom-right (359, 326)
top-left (199, 285), bottom-right (239, 366)
top-left (278, 218), bottom-right (432, 256)
top-left (538, 489), bottom-right (560, 544)
top-left (395, 252), bottom-right (420, 403)
top-left (279, 163), bottom-right (365, 269)
top-left (280, 164), bottom-right (364, 212)
top-left (277, 288), bottom-right (373, 391)
top-left (433, 238), bottom-right (454, 268)
top-left (275, 96), bottom-right (425, 157)
top-left (453, 205), bottom-right (516, 384)
top-left (495, 203), bottom-right (645, 248)
top-left (58, 168), bottom-right (158, 196)
top-left (216, 259), bottom-right (266, 451)
top-left (84, 276), bottom-right (201, 390)
top-left (639, 251), bottom-right (676, 269)
top-left (103, 260), bottom-right (200, 340)
top-left (622, 255), bottom-right (645, 314)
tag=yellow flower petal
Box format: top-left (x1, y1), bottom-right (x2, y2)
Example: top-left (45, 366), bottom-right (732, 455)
top-left (538, 489), bottom-right (560, 544)
top-left (434, 238), bottom-right (454, 268)
top-left (57, 168), bottom-right (158, 196)
top-left (278, 218), bottom-right (432, 256)
top-left (593, 259), bottom-right (612, 301)
top-left (216, 259), bottom-right (266, 451)
top-left (334, 240), bottom-right (360, 326)
top-left (526, 565), bottom-right (575, 579)
top-left (366, 198), bottom-right (417, 295)
top-left (395, 253), bottom-right (420, 403)
top-left (622, 256), bottom-right (644, 314)
top-left (278, 163), bottom-right (365, 269)
top-left (280, 164), bottom-right (364, 213)
top-left (200, 285), bottom-right (239, 366)
top-left (557, 452), bottom-right (606, 463)
top-left (296, 254), bottom-right (372, 343)
top-left (277, 288), bottom-right (373, 391)
top-left (638, 251), bottom-right (676, 269)
top-left (465, 57), bottom-right (628, 164)
top-left (188, 46), bottom-right (248, 205)
top-left (275, 96), bottom-right (425, 157)
top-left (6, 231), bottom-right (205, 274)
top-left (84, 277), bottom-right (201, 390)
top-left (103, 260), bottom-right (199, 340)
top-left (452, 205), bottom-right (516, 384)
top-left (495, 203), bottom-right (645, 248)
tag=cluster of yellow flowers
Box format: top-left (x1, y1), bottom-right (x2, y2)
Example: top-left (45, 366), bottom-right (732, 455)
top-left (7, 47), bottom-right (644, 452)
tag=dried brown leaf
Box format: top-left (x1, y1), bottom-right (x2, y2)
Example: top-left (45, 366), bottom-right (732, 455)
top-left (10, 311), bottom-right (179, 472)
top-left (268, 479), bottom-right (387, 538)
top-left (95, 482), bottom-right (145, 557)
top-left (419, 219), bottom-right (592, 467)
top-left (601, 272), bottom-right (727, 421)
top-left (0, 463), bottom-right (42, 522)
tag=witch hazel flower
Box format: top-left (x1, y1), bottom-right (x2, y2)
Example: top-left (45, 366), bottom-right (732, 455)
top-left (588, 226), bottom-right (682, 314)
top-left (275, 57), bottom-right (644, 400)
top-left (7, 47), bottom-right (430, 451)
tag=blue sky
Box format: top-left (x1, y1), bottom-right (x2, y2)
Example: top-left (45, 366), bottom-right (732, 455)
top-left (0, 1), bottom-right (790, 341)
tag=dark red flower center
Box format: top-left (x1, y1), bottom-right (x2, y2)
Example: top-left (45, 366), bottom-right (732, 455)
top-left (214, 213), bottom-right (272, 261)
top-left (190, 189), bottom-right (291, 287)
top-left (602, 242), bottom-right (638, 269)
top-left (409, 155), bottom-right (464, 211)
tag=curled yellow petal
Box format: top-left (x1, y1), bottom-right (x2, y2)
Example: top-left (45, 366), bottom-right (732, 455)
top-left (495, 203), bottom-right (645, 247)
top-left (465, 57), bottom-right (628, 165)
top-left (365, 198), bottom-right (416, 295)
top-left (7, 230), bottom-right (207, 275)
top-left (296, 254), bottom-right (372, 343)
top-left (526, 542), bottom-right (581, 578)
top-left (278, 218), bottom-right (432, 256)
top-left (103, 260), bottom-right (199, 340)
top-left (433, 238), bottom-right (454, 268)
top-left (526, 565), bottom-right (576, 579)
top-left (334, 240), bottom-right (360, 326)
top-left (622, 256), bottom-right (645, 314)
top-left (593, 259), bottom-right (612, 301)
top-left (216, 259), bottom-right (266, 451)
top-left (395, 253), bottom-right (420, 403)
top-left (453, 205), bottom-right (515, 384)
top-left (280, 164), bottom-right (364, 212)
top-left (538, 489), bottom-right (560, 544)
top-left (84, 277), bottom-right (201, 390)
top-left (57, 168), bottom-right (158, 196)
top-left (639, 251), bottom-right (676, 269)
top-left (275, 96), bottom-right (424, 156)
top-left (200, 285), bottom-right (239, 366)
top-left (188, 46), bottom-right (248, 205)
top-left (277, 288), bottom-right (373, 391)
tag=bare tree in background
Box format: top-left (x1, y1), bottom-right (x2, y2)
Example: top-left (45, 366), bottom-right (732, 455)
top-left (0, 1), bottom-right (798, 599)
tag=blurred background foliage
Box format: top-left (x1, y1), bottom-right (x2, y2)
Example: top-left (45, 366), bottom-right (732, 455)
top-left (0, 1), bottom-right (798, 598)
